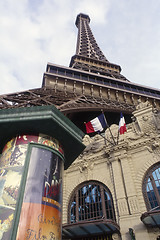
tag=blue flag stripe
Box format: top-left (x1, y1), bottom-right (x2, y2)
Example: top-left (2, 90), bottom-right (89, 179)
top-left (98, 114), bottom-right (107, 129)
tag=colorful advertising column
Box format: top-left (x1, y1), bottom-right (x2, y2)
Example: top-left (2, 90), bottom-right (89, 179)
top-left (0, 134), bottom-right (64, 240)
top-left (0, 105), bottom-right (85, 240)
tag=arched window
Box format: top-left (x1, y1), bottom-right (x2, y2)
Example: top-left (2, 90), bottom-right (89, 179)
top-left (68, 181), bottom-right (116, 223)
top-left (143, 163), bottom-right (160, 211)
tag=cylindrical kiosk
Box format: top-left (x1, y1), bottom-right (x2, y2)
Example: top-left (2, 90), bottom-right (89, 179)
top-left (0, 106), bottom-right (85, 240)
top-left (0, 134), bottom-right (64, 239)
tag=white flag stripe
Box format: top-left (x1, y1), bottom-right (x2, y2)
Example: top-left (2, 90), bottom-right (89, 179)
top-left (91, 117), bottom-right (103, 132)
top-left (119, 117), bottom-right (125, 128)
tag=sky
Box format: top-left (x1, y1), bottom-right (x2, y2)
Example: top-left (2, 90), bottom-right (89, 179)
top-left (0, 0), bottom-right (160, 95)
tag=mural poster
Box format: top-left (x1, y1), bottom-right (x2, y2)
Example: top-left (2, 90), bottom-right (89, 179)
top-left (16, 146), bottom-right (63, 240)
top-left (0, 137), bottom-right (28, 239)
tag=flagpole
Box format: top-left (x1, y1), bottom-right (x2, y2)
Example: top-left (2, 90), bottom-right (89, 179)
top-left (101, 111), bottom-right (117, 146)
top-left (84, 119), bottom-right (115, 146)
top-left (117, 127), bottom-right (120, 145)
top-left (99, 132), bottom-right (115, 146)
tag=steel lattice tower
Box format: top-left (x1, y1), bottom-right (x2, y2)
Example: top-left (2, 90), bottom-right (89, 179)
top-left (0, 13), bottom-right (160, 131)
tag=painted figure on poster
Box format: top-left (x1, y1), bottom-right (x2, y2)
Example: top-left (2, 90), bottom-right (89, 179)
top-left (43, 157), bottom-right (61, 203)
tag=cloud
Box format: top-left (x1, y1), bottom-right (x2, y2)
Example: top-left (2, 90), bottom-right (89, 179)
top-left (74, 0), bottom-right (110, 24)
top-left (0, 0), bottom-right (159, 96)
top-left (97, 0), bottom-right (160, 88)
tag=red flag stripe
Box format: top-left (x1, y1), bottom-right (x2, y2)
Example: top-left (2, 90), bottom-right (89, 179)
top-left (85, 121), bottom-right (95, 133)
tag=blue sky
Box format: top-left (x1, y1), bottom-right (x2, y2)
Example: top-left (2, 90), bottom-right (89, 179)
top-left (0, 0), bottom-right (160, 94)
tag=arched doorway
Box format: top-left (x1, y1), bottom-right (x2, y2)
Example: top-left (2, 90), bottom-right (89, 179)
top-left (63, 181), bottom-right (120, 239)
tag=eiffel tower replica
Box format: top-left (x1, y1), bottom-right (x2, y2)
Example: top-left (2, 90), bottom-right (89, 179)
top-left (0, 13), bottom-right (160, 131)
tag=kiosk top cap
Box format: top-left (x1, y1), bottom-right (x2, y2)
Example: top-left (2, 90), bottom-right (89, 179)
top-left (0, 105), bottom-right (85, 169)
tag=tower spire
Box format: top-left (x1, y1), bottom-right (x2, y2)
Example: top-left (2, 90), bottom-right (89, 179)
top-left (74, 13), bottom-right (108, 62)
top-left (70, 13), bottom-right (128, 81)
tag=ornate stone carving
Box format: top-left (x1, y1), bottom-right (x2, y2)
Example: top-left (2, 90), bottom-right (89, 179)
top-left (82, 134), bottom-right (105, 155)
top-left (112, 233), bottom-right (121, 240)
top-left (153, 111), bottom-right (160, 130)
top-left (78, 160), bottom-right (94, 173)
top-left (118, 199), bottom-right (129, 216)
top-left (82, 134), bottom-right (92, 146)
top-left (104, 124), bottom-right (119, 146)
top-left (136, 99), bottom-right (151, 110)
top-left (133, 100), bottom-right (158, 135)
top-left (78, 158), bottom-right (94, 180)
top-left (128, 196), bottom-right (139, 213)
top-left (142, 115), bottom-right (148, 121)
top-left (152, 140), bottom-right (160, 150)
top-left (127, 133), bottom-right (144, 141)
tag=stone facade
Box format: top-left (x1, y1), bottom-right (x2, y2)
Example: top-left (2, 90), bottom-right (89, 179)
top-left (62, 101), bottom-right (160, 240)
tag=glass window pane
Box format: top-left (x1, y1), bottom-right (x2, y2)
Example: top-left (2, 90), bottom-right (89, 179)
top-left (143, 164), bottom-right (160, 210)
top-left (152, 167), bottom-right (160, 197)
top-left (69, 181), bottom-right (115, 223)
top-left (147, 181), bottom-right (153, 191)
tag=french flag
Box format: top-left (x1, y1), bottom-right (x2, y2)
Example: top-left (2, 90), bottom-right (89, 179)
top-left (119, 113), bottom-right (127, 134)
top-left (85, 113), bottom-right (107, 134)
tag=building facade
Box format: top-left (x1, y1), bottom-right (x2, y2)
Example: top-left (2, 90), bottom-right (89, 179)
top-left (0, 13), bottom-right (160, 239)
top-left (60, 14), bottom-right (160, 240)
top-left (62, 101), bottom-right (160, 240)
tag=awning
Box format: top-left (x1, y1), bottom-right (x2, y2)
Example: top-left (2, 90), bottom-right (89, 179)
top-left (141, 210), bottom-right (160, 228)
top-left (62, 219), bottom-right (120, 239)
